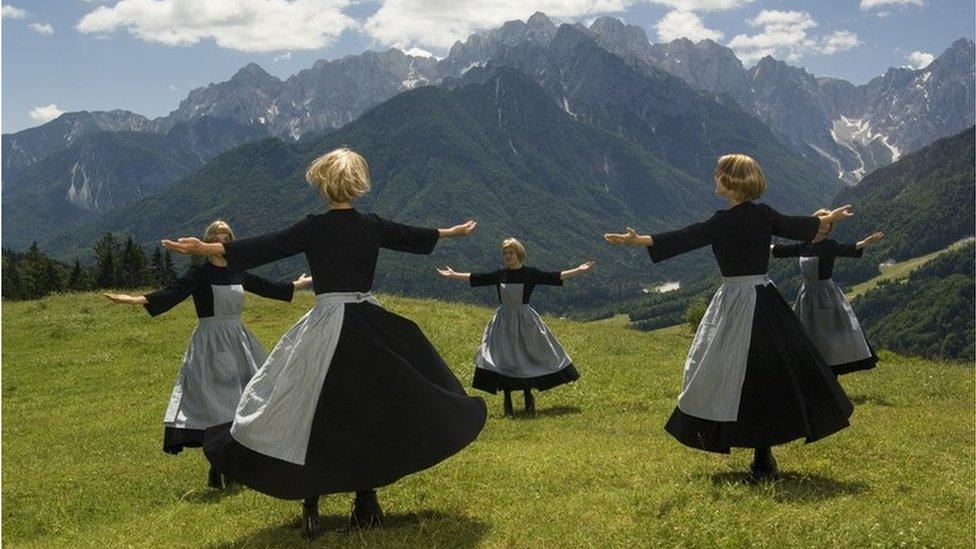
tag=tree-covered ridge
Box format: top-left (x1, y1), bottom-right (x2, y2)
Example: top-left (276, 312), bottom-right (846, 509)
top-left (2, 237), bottom-right (178, 301)
top-left (852, 242), bottom-right (974, 361)
top-left (829, 127), bottom-right (975, 286)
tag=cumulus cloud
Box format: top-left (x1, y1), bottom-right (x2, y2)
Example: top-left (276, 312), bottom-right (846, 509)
top-left (728, 10), bottom-right (860, 64)
top-left (655, 10), bottom-right (723, 42)
top-left (2, 5), bottom-right (27, 18)
top-left (363, 0), bottom-right (634, 50)
top-left (905, 50), bottom-right (934, 69)
top-left (76, 0), bottom-right (357, 52)
top-left (272, 50), bottom-right (292, 62)
top-left (29, 104), bottom-right (65, 123)
top-left (860, 0), bottom-right (923, 11)
top-left (820, 30), bottom-right (860, 55)
top-left (650, 0), bottom-right (752, 11)
top-left (28, 22), bottom-right (54, 35)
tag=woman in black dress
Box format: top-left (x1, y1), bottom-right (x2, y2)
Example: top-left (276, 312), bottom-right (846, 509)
top-left (438, 238), bottom-right (593, 416)
top-left (605, 154), bottom-right (855, 481)
top-left (162, 148), bottom-right (487, 537)
top-left (105, 220), bottom-right (310, 488)
top-left (772, 220), bottom-right (885, 375)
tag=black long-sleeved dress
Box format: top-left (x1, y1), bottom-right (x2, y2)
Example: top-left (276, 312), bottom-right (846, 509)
top-left (201, 209), bottom-right (487, 499)
top-left (645, 201), bottom-right (853, 453)
top-left (772, 239), bottom-right (878, 374)
top-left (143, 262), bottom-right (294, 454)
top-left (469, 267), bottom-right (580, 393)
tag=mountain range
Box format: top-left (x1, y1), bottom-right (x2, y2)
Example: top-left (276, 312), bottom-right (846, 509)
top-left (2, 13), bottom-right (973, 311)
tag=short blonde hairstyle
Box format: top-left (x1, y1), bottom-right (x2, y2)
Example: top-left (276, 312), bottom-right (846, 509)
top-left (501, 238), bottom-right (526, 262)
top-left (203, 220), bottom-right (235, 243)
top-left (714, 154), bottom-right (766, 201)
top-left (305, 147), bottom-right (371, 204)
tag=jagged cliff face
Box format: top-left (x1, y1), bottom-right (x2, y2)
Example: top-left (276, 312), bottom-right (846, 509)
top-left (643, 36), bottom-right (974, 183)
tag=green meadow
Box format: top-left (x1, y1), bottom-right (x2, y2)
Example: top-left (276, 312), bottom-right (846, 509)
top-left (3, 291), bottom-right (973, 547)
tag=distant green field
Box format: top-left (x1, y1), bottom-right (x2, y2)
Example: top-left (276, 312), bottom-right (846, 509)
top-left (847, 237), bottom-right (975, 299)
top-left (3, 292), bottom-right (973, 547)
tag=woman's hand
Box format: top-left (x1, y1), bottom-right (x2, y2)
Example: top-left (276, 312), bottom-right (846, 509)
top-left (561, 261), bottom-right (597, 280)
top-left (436, 266), bottom-right (470, 281)
top-left (104, 293), bottom-right (148, 305)
top-left (439, 220), bottom-right (477, 238)
top-left (604, 228), bottom-right (653, 246)
top-left (292, 273), bottom-right (313, 289)
top-left (814, 205), bottom-right (853, 242)
top-left (578, 260), bottom-right (596, 272)
top-left (857, 231), bottom-right (885, 250)
top-left (825, 204), bottom-right (854, 224)
top-left (161, 237), bottom-right (225, 257)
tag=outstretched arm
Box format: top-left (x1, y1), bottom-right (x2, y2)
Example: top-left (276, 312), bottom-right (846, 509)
top-left (855, 231), bottom-right (885, 250)
top-left (560, 261), bottom-right (596, 280)
top-left (438, 220), bottom-right (477, 239)
top-left (813, 205), bottom-right (854, 242)
top-left (104, 293), bottom-right (148, 305)
top-left (436, 266), bottom-right (471, 281)
top-left (603, 228), bottom-right (653, 247)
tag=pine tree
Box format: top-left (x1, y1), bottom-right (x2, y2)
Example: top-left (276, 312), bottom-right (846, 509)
top-left (94, 234), bottom-right (121, 288)
top-left (16, 243), bottom-right (50, 299)
top-left (67, 260), bottom-right (89, 292)
top-left (160, 250), bottom-right (177, 286)
top-left (2, 249), bottom-right (22, 299)
top-left (119, 237), bottom-right (149, 288)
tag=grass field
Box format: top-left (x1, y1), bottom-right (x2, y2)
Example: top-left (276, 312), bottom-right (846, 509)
top-left (3, 291), bottom-right (974, 547)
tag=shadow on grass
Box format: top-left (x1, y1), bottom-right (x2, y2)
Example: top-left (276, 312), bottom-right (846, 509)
top-left (849, 394), bottom-right (894, 407)
top-left (209, 510), bottom-right (489, 548)
top-left (709, 471), bottom-right (869, 503)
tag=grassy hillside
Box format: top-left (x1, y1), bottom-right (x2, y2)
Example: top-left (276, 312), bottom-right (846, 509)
top-left (847, 237), bottom-right (975, 299)
top-left (3, 292), bottom-right (973, 547)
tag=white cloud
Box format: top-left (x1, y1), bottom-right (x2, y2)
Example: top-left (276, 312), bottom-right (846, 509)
top-left (29, 104), bottom-right (65, 123)
top-left (860, 0), bottom-right (923, 11)
top-left (168, 84), bottom-right (179, 90)
top-left (2, 5), bottom-right (27, 18)
top-left (28, 22), bottom-right (54, 35)
top-left (820, 30), bottom-right (860, 55)
top-left (272, 50), bottom-right (292, 62)
top-left (655, 10), bottom-right (723, 42)
top-left (905, 50), bottom-right (934, 69)
top-left (362, 0), bottom-right (634, 50)
top-left (76, 0), bottom-right (357, 53)
top-left (728, 10), bottom-right (860, 64)
top-left (650, 0), bottom-right (751, 11)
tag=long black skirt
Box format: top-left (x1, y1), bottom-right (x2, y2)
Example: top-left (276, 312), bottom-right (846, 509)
top-left (163, 427), bottom-right (204, 454)
top-left (203, 303), bottom-right (487, 499)
top-left (472, 364), bottom-right (580, 393)
top-left (665, 285), bottom-right (854, 453)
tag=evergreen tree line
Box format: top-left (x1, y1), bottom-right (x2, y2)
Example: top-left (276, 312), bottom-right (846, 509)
top-left (2, 234), bottom-right (179, 301)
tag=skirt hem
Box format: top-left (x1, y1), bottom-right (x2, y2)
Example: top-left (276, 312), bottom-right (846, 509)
top-left (472, 364), bottom-right (580, 394)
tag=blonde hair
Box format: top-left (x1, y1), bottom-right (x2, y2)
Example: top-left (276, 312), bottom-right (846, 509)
top-left (305, 147), bottom-right (371, 204)
top-left (714, 154), bottom-right (766, 201)
top-left (203, 220), bottom-right (235, 243)
top-left (501, 238), bottom-right (526, 262)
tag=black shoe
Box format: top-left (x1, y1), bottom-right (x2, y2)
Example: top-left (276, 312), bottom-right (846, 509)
top-left (222, 474), bottom-right (240, 490)
top-left (349, 490), bottom-right (383, 529)
top-left (749, 447), bottom-right (779, 482)
top-left (523, 390), bottom-right (536, 416)
top-left (301, 497), bottom-right (320, 538)
top-left (207, 466), bottom-right (223, 489)
top-left (503, 391), bottom-right (514, 417)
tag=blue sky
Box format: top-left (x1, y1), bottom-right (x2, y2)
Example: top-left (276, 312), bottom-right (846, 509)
top-left (3, 0), bottom-right (974, 133)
